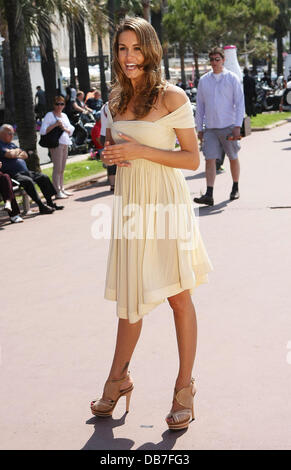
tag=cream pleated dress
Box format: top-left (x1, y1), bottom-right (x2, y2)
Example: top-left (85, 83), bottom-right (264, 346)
top-left (104, 100), bottom-right (213, 324)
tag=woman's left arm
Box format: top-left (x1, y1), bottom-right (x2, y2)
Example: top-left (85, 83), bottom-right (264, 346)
top-left (62, 114), bottom-right (75, 135)
top-left (102, 88), bottom-right (200, 171)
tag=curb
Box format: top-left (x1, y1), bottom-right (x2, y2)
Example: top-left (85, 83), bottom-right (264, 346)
top-left (64, 170), bottom-right (108, 190)
top-left (252, 119), bottom-right (289, 132)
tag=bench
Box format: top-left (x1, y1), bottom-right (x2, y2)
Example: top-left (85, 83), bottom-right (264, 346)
top-left (0, 178), bottom-right (30, 214)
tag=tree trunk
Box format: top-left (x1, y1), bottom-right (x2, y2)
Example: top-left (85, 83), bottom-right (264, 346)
top-left (160, 0), bottom-right (170, 80)
top-left (2, 34), bottom-right (15, 124)
top-left (277, 35), bottom-right (283, 76)
top-left (267, 53), bottom-right (272, 76)
top-left (38, 22), bottom-right (56, 111)
top-left (193, 50), bottom-right (200, 80)
top-left (252, 57), bottom-right (259, 75)
top-left (142, 1), bottom-right (151, 22)
top-left (179, 43), bottom-right (186, 87)
top-left (151, 9), bottom-right (162, 41)
top-left (107, 0), bottom-right (115, 81)
top-left (3, 0), bottom-right (40, 172)
top-left (68, 16), bottom-right (76, 88)
top-left (163, 44), bottom-right (170, 80)
top-left (74, 17), bottom-right (90, 95)
top-left (98, 34), bottom-right (108, 102)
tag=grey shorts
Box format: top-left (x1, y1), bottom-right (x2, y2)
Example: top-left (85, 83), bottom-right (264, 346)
top-left (202, 126), bottom-right (241, 160)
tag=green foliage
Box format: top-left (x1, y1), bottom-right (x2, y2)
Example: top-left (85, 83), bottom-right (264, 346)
top-left (163, 0), bottom-right (280, 58)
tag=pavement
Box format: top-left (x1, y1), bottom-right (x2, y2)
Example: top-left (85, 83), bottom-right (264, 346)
top-left (1, 123), bottom-right (291, 450)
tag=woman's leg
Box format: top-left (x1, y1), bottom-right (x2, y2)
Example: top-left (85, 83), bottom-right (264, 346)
top-left (108, 318), bottom-right (142, 380)
top-left (99, 318), bottom-right (142, 400)
top-left (167, 289), bottom-right (197, 415)
top-left (49, 147), bottom-right (62, 192)
top-left (60, 144), bottom-right (68, 191)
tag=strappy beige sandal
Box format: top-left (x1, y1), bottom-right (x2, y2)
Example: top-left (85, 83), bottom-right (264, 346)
top-left (90, 372), bottom-right (134, 417)
top-left (166, 378), bottom-right (196, 431)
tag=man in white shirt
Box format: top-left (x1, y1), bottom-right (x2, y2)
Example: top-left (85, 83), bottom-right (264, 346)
top-left (194, 47), bottom-right (245, 206)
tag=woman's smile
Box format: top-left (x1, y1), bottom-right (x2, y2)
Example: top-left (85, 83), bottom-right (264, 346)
top-left (118, 30), bottom-right (144, 83)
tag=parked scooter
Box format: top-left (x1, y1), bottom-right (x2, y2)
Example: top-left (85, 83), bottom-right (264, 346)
top-left (68, 111), bottom-right (96, 155)
top-left (185, 87), bottom-right (197, 116)
top-left (255, 83), bottom-right (284, 113)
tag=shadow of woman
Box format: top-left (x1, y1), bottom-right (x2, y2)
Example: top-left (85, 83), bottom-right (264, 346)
top-left (82, 413), bottom-right (134, 450)
top-left (136, 428), bottom-right (188, 451)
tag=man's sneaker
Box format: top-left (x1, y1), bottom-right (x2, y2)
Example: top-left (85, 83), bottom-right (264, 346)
top-left (230, 190), bottom-right (240, 200)
top-left (216, 165), bottom-right (225, 174)
top-left (193, 194), bottom-right (214, 206)
top-left (39, 204), bottom-right (54, 214)
top-left (10, 215), bottom-right (24, 223)
top-left (4, 200), bottom-right (12, 212)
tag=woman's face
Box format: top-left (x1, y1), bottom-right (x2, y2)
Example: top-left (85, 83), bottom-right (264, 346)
top-left (118, 30), bottom-right (145, 84)
top-left (54, 100), bottom-right (65, 112)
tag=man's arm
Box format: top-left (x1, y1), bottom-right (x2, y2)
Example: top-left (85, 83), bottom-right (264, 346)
top-left (233, 76), bottom-right (245, 127)
top-left (4, 148), bottom-right (28, 159)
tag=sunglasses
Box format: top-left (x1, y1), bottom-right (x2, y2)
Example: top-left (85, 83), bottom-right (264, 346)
top-left (55, 102), bottom-right (65, 106)
top-left (210, 57), bottom-right (222, 62)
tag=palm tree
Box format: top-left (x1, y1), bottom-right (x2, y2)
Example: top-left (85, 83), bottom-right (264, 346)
top-left (272, 0), bottom-right (291, 75)
top-left (67, 14), bottom-right (76, 88)
top-left (152, 0), bottom-right (170, 79)
top-left (38, 19), bottom-right (56, 111)
top-left (0, 24), bottom-right (15, 124)
top-left (3, 0), bottom-right (40, 171)
top-left (74, 13), bottom-right (90, 94)
top-left (142, 0), bottom-right (151, 21)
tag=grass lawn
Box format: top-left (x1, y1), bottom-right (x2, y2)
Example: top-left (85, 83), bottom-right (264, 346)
top-left (250, 112), bottom-right (291, 128)
top-left (42, 158), bottom-right (105, 185)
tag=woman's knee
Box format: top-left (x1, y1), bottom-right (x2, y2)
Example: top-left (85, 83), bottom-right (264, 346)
top-left (168, 290), bottom-right (191, 313)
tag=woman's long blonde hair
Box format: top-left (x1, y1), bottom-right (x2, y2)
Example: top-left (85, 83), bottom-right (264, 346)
top-left (110, 17), bottom-right (165, 119)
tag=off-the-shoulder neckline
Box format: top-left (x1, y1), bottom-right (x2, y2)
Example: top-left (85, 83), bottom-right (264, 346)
top-left (111, 100), bottom-right (189, 124)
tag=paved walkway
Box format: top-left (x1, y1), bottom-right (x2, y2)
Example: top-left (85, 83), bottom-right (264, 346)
top-left (1, 124), bottom-right (291, 450)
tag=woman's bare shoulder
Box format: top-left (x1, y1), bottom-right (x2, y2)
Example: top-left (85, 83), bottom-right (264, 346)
top-left (163, 84), bottom-right (188, 113)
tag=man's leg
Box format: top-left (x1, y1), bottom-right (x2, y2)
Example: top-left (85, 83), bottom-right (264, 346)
top-left (205, 159), bottom-right (216, 187)
top-left (0, 172), bottom-right (21, 216)
top-left (229, 158), bottom-right (240, 199)
top-left (218, 127), bottom-right (241, 200)
top-left (31, 171), bottom-right (57, 204)
top-left (15, 172), bottom-right (54, 213)
top-left (194, 129), bottom-right (222, 206)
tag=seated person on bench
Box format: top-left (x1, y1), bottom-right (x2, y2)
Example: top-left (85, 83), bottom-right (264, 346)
top-left (0, 161), bottom-right (23, 223)
top-left (0, 124), bottom-right (64, 214)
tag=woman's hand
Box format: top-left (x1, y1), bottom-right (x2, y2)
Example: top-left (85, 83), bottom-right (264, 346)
top-left (102, 133), bottom-right (142, 166)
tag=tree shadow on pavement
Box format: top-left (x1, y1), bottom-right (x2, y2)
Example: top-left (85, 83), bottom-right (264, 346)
top-left (273, 138), bottom-right (291, 143)
top-left (186, 171), bottom-right (206, 180)
top-left (196, 199), bottom-right (230, 216)
top-left (75, 190), bottom-right (113, 202)
top-left (82, 413), bottom-right (134, 450)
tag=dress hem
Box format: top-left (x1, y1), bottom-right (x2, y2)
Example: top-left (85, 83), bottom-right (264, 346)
top-left (104, 275), bottom-right (209, 324)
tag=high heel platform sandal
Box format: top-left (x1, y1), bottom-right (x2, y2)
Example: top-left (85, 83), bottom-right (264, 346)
top-left (90, 372), bottom-right (134, 417)
top-left (166, 378), bottom-right (196, 431)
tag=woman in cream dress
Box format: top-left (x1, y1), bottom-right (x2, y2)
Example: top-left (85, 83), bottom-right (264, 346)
top-left (90, 17), bottom-right (212, 431)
